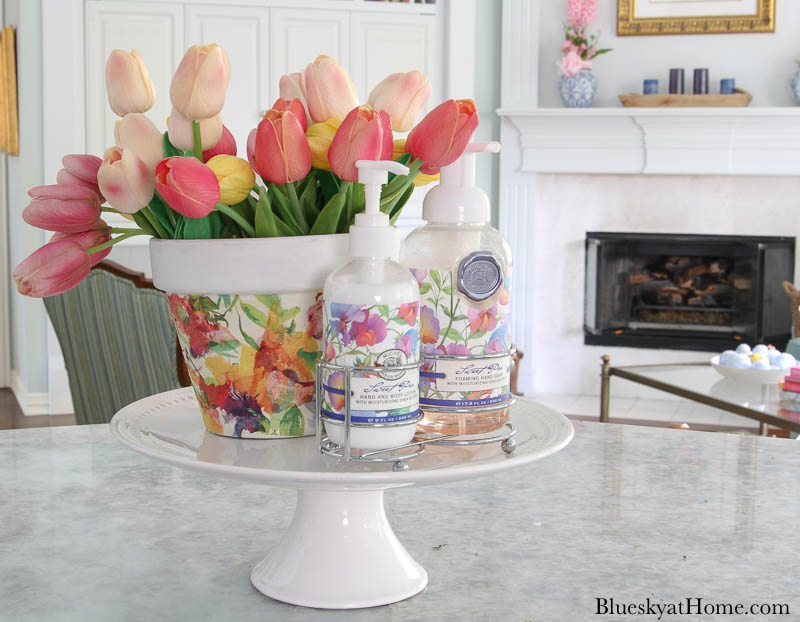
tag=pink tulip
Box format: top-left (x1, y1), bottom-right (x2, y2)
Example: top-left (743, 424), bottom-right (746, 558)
top-left (328, 105), bottom-right (393, 182)
top-left (271, 97), bottom-right (307, 132)
top-left (246, 128), bottom-right (257, 170)
top-left (57, 154), bottom-right (103, 199)
top-left (97, 146), bottom-right (155, 214)
top-left (304, 55), bottom-right (359, 124)
top-left (202, 124), bottom-right (237, 162)
top-left (51, 222), bottom-right (113, 266)
top-left (253, 108), bottom-right (312, 184)
top-left (368, 70), bottom-right (431, 132)
top-left (23, 184), bottom-right (102, 233)
top-left (114, 113), bottom-right (164, 172)
top-left (279, 70), bottom-right (308, 109)
top-left (155, 157), bottom-right (220, 218)
top-left (105, 49), bottom-right (156, 117)
top-left (405, 99), bottom-right (479, 175)
top-left (12, 239), bottom-right (91, 298)
top-left (167, 107), bottom-right (223, 152)
top-left (170, 44), bottom-right (230, 120)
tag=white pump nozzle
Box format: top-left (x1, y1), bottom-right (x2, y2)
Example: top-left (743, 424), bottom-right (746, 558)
top-left (349, 159), bottom-right (410, 257)
top-left (354, 159), bottom-right (410, 228)
top-left (422, 141), bottom-right (501, 224)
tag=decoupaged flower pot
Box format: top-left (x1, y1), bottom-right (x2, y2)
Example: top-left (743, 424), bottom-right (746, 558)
top-left (150, 235), bottom-right (349, 438)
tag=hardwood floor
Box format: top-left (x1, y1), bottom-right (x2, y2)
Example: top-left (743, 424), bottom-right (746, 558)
top-left (0, 389), bottom-right (75, 430)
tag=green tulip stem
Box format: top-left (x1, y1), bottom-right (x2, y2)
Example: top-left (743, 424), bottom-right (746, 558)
top-left (141, 206), bottom-right (171, 239)
top-left (286, 182), bottom-right (309, 232)
top-left (86, 231), bottom-right (150, 255)
top-left (192, 120), bottom-right (203, 161)
top-left (216, 202), bottom-right (256, 237)
top-left (101, 206), bottom-right (121, 214)
top-left (337, 181), bottom-right (351, 195)
top-left (109, 227), bottom-right (146, 234)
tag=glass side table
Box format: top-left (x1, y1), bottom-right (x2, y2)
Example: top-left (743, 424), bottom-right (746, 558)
top-left (599, 355), bottom-right (800, 436)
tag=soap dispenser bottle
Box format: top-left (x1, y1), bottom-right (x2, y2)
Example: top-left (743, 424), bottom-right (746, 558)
top-left (321, 160), bottom-right (421, 451)
top-left (400, 142), bottom-right (512, 436)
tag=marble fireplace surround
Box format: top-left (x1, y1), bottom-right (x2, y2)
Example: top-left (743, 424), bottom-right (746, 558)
top-left (495, 1), bottom-right (800, 398)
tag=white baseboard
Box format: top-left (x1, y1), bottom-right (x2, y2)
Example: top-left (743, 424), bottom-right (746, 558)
top-left (10, 369), bottom-right (53, 416)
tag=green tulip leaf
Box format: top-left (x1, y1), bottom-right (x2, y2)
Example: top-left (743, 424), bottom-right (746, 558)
top-left (389, 184), bottom-right (416, 224)
top-left (314, 169), bottom-right (340, 203)
top-left (162, 132), bottom-right (182, 158)
top-left (310, 192), bottom-right (346, 235)
top-left (300, 177), bottom-right (320, 222)
top-left (388, 152), bottom-right (412, 183)
top-left (350, 181), bottom-right (365, 218)
top-left (255, 186), bottom-right (278, 237)
top-left (268, 183), bottom-right (304, 235)
top-left (182, 214), bottom-right (212, 239)
top-left (132, 210), bottom-right (157, 237)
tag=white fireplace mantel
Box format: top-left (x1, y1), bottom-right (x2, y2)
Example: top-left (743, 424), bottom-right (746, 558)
top-left (497, 107), bottom-right (800, 176)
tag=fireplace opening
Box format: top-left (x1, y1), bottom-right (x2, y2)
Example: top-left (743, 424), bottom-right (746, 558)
top-left (584, 233), bottom-right (795, 351)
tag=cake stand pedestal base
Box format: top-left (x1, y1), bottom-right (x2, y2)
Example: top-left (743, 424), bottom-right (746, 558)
top-left (250, 489), bottom-right (427, 609)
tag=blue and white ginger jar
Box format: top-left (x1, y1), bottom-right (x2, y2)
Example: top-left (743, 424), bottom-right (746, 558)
top-left (559, 69), bottom-right (597, 108)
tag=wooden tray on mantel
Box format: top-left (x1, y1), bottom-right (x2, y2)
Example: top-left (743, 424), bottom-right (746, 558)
top-left (619, 92), bottom-right (751, 107)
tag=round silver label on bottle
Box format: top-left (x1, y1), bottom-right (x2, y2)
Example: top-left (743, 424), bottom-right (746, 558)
top-left (376, 349), bottom-right (408, 380)
top-left (456, 251), bottom-right (503, 302)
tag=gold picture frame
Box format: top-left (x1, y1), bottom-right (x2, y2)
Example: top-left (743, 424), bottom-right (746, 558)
top-left (617, 0), bottom-right (775, 36)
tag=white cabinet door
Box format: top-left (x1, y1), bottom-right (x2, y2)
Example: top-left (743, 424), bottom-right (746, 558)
top-left (185, 6), bottom-right (270, 152)
top-left (269, 9), bottom-right (350, 105)
top-left (85, 1), bottom-right (183, 158)
top-left (350, 13), bottom-right (437, 112)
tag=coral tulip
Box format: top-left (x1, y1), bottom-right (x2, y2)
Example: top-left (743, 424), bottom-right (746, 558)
top-left (304, 55), bottom-right (359, 124)
top-left (405, 99), bottom-right (479, 174)
top-left (368, 70), bottom-right (431, 132)
top-left (328, 105), bottom-right (392, 182)
top-left (167, 107), bottom-right (223, 152)
top-left (23, 184), bottom-right (102, 233)
top-left (12, 239), bottom-right (91, 297)
top-left (271, 97), bottom-right (307, 132)
top-left (155, 156), bottom-right (220, 218)
top-left (105, 49), bottom-right (156, 117)
top-left (114, 113), bottom-right (164, 172)
top-left (206, 155), bottom-right (255, 206)
top-left (51, 222), bottom-right (113, 266)
top-left (170, 44), bottom-right (230, 120)
top-left (279, 70), bottom-right (307, 110)
top-left (97, 146), bottom-right (155, 214)
top-left (253, 108), bottom-right (312, 184)
top-left (306, 118), bottom-right (342, 171)
top-left (202, 124), bottom-right (237, 162)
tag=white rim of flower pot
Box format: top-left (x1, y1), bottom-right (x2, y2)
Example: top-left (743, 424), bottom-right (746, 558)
top-left (149, 234), bottom-right (350, 294)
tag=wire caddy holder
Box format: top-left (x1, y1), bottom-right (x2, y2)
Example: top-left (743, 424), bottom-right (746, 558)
top-left (316, 348), bottom-right (517, 472)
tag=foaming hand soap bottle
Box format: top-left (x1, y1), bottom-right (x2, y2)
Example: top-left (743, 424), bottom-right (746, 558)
top-left (321, 160), bottom-right (421, 451)
top-left (400, 142), bottom-right (512, 436)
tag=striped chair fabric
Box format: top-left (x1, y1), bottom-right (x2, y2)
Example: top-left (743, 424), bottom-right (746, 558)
top-left (44, 263), bottom-right (182, 425)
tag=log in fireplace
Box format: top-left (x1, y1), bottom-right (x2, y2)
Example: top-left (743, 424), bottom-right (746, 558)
top-left (584, 233), bottom-right (795, 351)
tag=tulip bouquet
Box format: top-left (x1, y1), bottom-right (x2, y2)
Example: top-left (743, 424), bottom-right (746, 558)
top-left (13, 44), bottom-right (479, 298)
top-left (557, 0), bottom-right (611, 77)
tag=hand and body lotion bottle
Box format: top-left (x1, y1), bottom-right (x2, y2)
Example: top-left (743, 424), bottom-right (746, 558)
top-left (400, 142), bottom-right (512, 436)
top-left (321, 160), bottom-right (421, 451)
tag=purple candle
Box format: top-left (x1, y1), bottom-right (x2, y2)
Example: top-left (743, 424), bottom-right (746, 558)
top-left (669, 68), bottom-right (685, 94)
top-left (693, 68), bottom-right (709, 94)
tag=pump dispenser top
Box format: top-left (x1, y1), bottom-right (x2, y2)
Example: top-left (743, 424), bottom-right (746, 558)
top-left (348, 159), bottom-right (409, 258)
top-left (422, 141), bottom-right (501, 224)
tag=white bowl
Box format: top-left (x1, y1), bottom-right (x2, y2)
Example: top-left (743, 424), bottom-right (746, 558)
top-left (710, 355), bottom-right (790, 385)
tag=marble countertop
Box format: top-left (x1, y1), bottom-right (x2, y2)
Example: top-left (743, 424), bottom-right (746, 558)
top-left (2, 421), bottom-right (798, 621)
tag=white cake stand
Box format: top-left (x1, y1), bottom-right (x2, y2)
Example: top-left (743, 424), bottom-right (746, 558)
top-left (110, 388), bottom-right (573, 609)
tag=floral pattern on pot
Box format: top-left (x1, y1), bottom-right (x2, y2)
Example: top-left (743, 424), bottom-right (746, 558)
top-left (321, 301), bottom-right (420, 424)
top-left (558, 69), bottom-right (597, 108)
top-left (414, 267), bottom-right (512, 409)
top-left (169, 291), bottom-right (323, 438)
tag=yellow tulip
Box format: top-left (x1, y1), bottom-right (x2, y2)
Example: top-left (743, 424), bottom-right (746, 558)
top-left (206, 155), bottom-right (255, 205)
top-left (392, 138), bottom-right (439, 186)
top-left (306, 118), bottom-right (342, 171)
